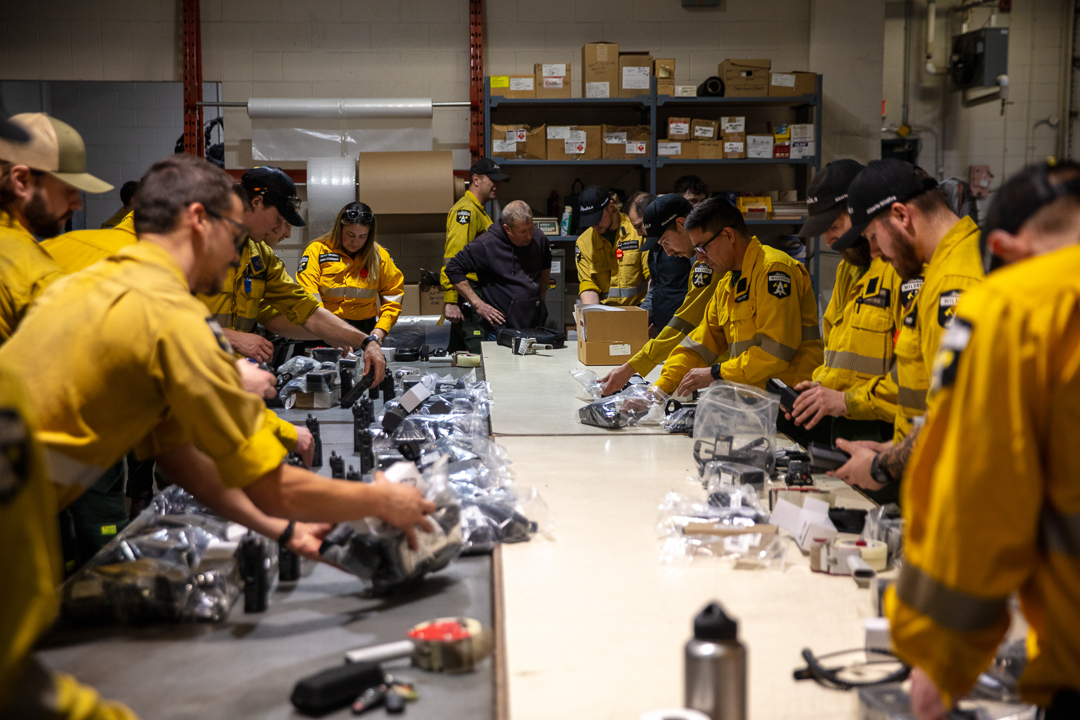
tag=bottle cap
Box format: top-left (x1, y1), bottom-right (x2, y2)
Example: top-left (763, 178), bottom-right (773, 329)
top-left (693, 602), bottom-right (738, 641)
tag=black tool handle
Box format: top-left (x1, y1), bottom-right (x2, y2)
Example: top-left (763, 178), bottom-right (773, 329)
top-left (808, 442), bottom-right (851, 472)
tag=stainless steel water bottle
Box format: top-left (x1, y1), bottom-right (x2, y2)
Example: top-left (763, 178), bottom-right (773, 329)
top-left (684, 602), bottom-right (747, 720)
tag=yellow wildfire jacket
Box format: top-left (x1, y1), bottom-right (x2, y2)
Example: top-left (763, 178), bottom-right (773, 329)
top-left (628, 260), bottom-right (718, 376)
top-left (0, 211), bottom-right (62, 344)
top-left (655, 238), bottom-right (823, 395)
top-left (575, 212), bottom-right (651, 306)
top-left (297, 242), bottom-right (404, 335)
top-left (440, 191), bottom-right (492, 304)
top-left (887, 244), bottom-right (1080, 707)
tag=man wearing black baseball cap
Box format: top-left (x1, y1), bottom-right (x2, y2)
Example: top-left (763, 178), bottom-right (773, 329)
top-left (575, 185), bottom-right (649, 306)
top-left (441, 157), bottom-right (509, 353)
top-left (599, 193), bottom-right (718, 395)
top-left (827, 158), bottom-right (983, 493)
top-left (886, 161), bottom-right (1080, 720)
top-left (783, 160), bottom-right (907, 463)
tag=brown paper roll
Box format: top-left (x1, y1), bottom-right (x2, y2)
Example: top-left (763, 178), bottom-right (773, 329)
top-left (357, 151), bottom-right (454, 215)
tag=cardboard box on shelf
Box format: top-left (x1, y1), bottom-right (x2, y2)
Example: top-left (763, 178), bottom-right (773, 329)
top-left (619, 52), bottom-right (652, 97)
top-left (768, 71), bottom-right (816, 97)
top-left (774, 143), bottom-right (791, 159)
top-left (546, 125), bottom-right (602, 160)
top-left (747, 135), bottom-right (775, 159)
top-left (654, 57), bottom-right (675, 94)
top-left (535, 63), bottom-right (572, 99)
top-left (691, 119), bottom-right (720, 140)
top-left (401, 284), bottom-right (420, 317)
top-left (790, 124), bottom-right (814, 142)
top-left (773, 122), bottom-right (791, 159)
top-left (791, 141), bottom-right (815, 159)
top-left (721, 116), bottom-right (746, 137)
top-left (718, 59), bottom-right (772, 97)
top-left (697, 140), bottom-right (724, 159)
top-left (667, 117), bottom-right (691, 140)
top-left (657, 140), bottom-right (698, 159)
top-left (490, 75), bottom-right (536, 99)
top-left (582, 42), bottom-right (619, 99)
top-left (575, 305), bottom-right (649, 365)
top-left (675, 85), bottom-right (697, 97)
top-left (601, 125), bottom-right (651, 160)
top-left (723, 140), bottom-right (746, 159)
top-left (490, 124), bottom-right (547, 160)
top-left (657, 79), bottom-right (675, 96)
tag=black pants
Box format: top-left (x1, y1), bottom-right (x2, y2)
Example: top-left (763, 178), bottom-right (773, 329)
top-left (59, 461), bottom-right (131, 576)
top-left (447, 303), bottom-right (483, 354)
top-left (1043, 689), bottom-right (1080, 719)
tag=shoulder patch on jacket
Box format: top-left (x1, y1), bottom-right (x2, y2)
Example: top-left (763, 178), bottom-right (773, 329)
top-left (298, 256), bottom-right (308, 273)
top-left (456, 209), bottom-right (471, 226)
top-left (938, 289), bottom-right (963, 327)
top-left (575, 245), bottom-right (582, 263)
top-left (319, 252), bottom-right (342, 264)
top-left (767, 270), bottom-right (791, 299)
top-left (691, 263), bottom-right (714, 288)
top-left (930, 317), bottom-right (973, 395)
top-left (249, 254), bottom-right (265, 274)
top-left (901, 277), bottom-right (924, 309)
top-left (205, 318), bottom-right (233, 354)
top-left (0, 408), bottom-right (30, 504)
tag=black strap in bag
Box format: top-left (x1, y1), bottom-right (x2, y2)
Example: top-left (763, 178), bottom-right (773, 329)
top-left (496, 327), bottom-right (565, 350)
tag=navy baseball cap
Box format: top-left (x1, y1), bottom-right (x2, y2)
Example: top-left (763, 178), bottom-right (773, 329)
top-left (798, 159), bottom-right (864, 239)
top-left (468, 157), bottom-right (510, 182)
top-left (0, 100), bottom-right (29, 143)
top-left (241, 166), bottom-right (305, 227)
top-left (578, 185), bottom-right (612, 228)
top-left (835, 159), bottom-right (938, 250)
top-left (641, 193), bottom-right (693, 250)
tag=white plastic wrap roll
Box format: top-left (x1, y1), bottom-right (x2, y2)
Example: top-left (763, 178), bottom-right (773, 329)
top-left (247, 98), bottom-right (433, 119)
top-left (306, 158), bottom-right (357, 241)
top-left (639, 710), bottom-right (710, 720)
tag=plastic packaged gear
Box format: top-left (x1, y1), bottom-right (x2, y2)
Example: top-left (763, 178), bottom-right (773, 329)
top-left (578, 384), bottom-right (668, 429)
top-left (569, 368), bottom-right (603, 401)
top-left (657, 490), bottom-right (785, 570)
top-left (660, 406), bottom-right (696, 434)
top-left (60, 486), bottom-right (243, 624)
top-left (862, 503), bottom-right (905, 569)
top-left (691, 381), bottom-right (778, 476)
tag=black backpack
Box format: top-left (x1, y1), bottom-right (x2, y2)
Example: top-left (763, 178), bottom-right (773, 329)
top-left (496, 327), bottom-right (566, 350)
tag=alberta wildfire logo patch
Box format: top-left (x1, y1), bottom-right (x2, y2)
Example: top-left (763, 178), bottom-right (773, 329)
top-left (767, 271), bottom-right (791, 299)
top-left (938, 290), bottom-right (962, 327)
top-left (456, 209), bottom-right (471, 226)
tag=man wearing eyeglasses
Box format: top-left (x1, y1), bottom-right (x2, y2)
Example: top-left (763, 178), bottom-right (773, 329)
top-left (652, 195), bottom-right (823, 398)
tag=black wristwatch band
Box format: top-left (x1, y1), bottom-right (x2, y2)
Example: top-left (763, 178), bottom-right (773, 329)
top-left (869, 453), bottom-right (893, 486)
top-left (359, 334), bottom-right (378, 352)
top-left (278, 520), bottom-right (296, 547)
top-left (710, 364), bottom-right (722, 381)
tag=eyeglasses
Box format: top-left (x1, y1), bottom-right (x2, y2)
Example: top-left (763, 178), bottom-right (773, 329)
top-left (204, 207), bottom-right (250, 250)
top-left (693, 228), bottom-right (725, 256)
top-left (343, 207), bottom-right (374, 224)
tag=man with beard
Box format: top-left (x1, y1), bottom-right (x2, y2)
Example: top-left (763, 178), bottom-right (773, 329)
top-left (828, 159), bottom-right (983, 493)
top-left (0, 113), bottom-right (112, 342)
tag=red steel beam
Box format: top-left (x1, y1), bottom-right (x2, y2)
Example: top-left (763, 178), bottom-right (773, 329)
top-left (182, 0), bottom-right (204, 157)
top-left (469, 0), bottom-right (484, 162)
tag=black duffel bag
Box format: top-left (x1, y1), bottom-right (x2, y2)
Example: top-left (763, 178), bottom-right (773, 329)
top-left (496, 327), bottom-right (565, 350)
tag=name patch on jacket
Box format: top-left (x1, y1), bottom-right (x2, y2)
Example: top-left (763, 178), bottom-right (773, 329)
top-left (691, 263), bottom-right (714, 288)
top-left (734, 276), bottom-right (750, 303)
top-left (617, 240), bottom-right (638, 252)
top-left (901, 277), bottom-right (924, 309)
top-left (298, 256), bottom-right (308, 273)
top-left (938, 289), bottom-right (962, 327)
top-left (930, 317), bottom-right (973, 395)
top-left (0, 408), bottom-right (30, 504)
top-left (319, 253), bottom-right (342, 264)
top-left (205, 317), bottom-right (233, 354)
top-left (860, 287), bottom-right (891, 309)
top-left (767, 271), bottom-right (791, 299)
top-left (456, 209), bottom-right (471, 226)
top-left (249, 254), bottom-right (265, 275)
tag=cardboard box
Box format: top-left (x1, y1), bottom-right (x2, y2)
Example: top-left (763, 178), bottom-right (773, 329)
top-left (420, 286), bottom-right (444, 315)
top-left (575, 306), bottom-right (649, 365)
top-left (491, 124), bottom-right (547, 159)
top-left (657, 79), bottom-right (675, 96)
top-left (654, 56), bottom-right (675, 95)
top-left (697, 140), bottom-right (724, 159)
top-left (401, 284), bottom-right (420, 316)
top-left (619, 52), bottom-right (652, 97)
top-left (490, 74), bottom-right (536, 99)
top-left (768, 71), bottom-right (816, 97)
top-left (746, 135), bottom-right (774, 159)
top-left (790, 124), bottom-right (814, 142)
top-left (791, 141), bottom-right (815, 159)
top-left (691, 119), bottom-right (720, 140)
top-left (546, 125), bottom-right (602, 160)
top-left (774, 143), bottom-right (791, 159)
top-left (535, 63), bottom-right (571, 99)
top-left (667, 117), bottom-right (691, 140)
top-left (718, 59), bottom-right (772, 97)
top-left (675, 85), bottom-right (697, 97)
top-left (721, 116), bottom-right (746, 136)
top-left (601, 125), bottom-right (651, 160)
top-left (722, 140), bottom-right (745, 159)
top-left (582, 42), bottom-right (619, 99)
top-left (657, 140), bottom-right (697, 159)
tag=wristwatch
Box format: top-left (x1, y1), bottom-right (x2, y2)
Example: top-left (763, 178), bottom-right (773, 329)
top-left (869, 453), bottom-right (893, 486)
top-left (359, 334), bottom-right (379, 353)
top-left (278, 520), bottom-right (296, 547)
top-left (710, 364), bottom-right (722, 381)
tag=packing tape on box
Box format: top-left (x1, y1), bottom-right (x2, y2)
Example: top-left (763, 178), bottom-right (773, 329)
top-left (834, 538), bottom-right (888, 572)
top-left (247, 98), bottom-right (433, 119)
top-left (306, 158), bottom-right (357, 241)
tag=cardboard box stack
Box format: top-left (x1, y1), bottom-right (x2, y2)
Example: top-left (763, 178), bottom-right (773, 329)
top-left (691, 119), bottom-right (719, 141)
top-left (490, 75), bottom-right (535, 99)
top-left (657, 140), bottom-right (697, 159)
top-left (719, 59), bottom-right (771, 97)
top-left (769, 71), bottom-right (816, 97)
top-left (535, 63), bottom-right (571, 99)
top-left (575, 306), bottom-right (649, 365)
top-left (491, 124), bottom-right (547, 160)
top-left (583, 42), bottom-right (619, 99)
top-left (721, 116), bottom-right (746, 159)
top-left (654, 58), bottom-right (675, 96)
top-left (602, 125), bottom-right (651, 160)
top-left (667, 117), bottom-right (691, 141)
top-left (697, 140), bottom-right (724, 159)
top-left (547, 125), bottom-right (602, 160)
top-left (619, 52), bottom-right (652, 97)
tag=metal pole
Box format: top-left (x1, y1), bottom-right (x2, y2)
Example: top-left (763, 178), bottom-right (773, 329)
top-left (194, 100), bottom-right (470, 108)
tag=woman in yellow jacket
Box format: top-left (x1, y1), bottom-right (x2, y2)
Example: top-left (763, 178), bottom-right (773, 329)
top-left (297, 202), bottom-right (405, 341)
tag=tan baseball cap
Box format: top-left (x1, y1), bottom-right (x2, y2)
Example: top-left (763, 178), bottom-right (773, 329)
top-left (0, 113), bottom-right (112, 194)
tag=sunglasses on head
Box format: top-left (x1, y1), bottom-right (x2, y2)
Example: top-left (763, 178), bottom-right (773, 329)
top-left (343, 207), bottom-right (374, 224)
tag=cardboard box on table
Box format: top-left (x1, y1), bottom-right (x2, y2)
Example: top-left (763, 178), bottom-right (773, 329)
top-left (582, 42), bottom-right (619, 98)
top-left (718, 59), bottom-right (771, 97)
top-left (491, 124), bottom-right (547, 159)
top-left (419, 286), bottom-right (444, 315)
top-left (547, 125), bottom-right (602, 160)
top-left (601, 125), bottom-right (651, 160)
top-left (490, 75), bottom-right (535, 99)
top-left (575, 305), bottom-right (649, 365)
top-left (534, 63), bottom-right (572, 99)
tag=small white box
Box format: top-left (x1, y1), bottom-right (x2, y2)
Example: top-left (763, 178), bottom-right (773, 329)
top-left (675, 85), bottom-right (697, 97)
top-left (790, 123), bottom-right (815, 142)
top-left (747, 135), bottom-right (774, 159)
top-left (791, 140), bottom-right (816, 159)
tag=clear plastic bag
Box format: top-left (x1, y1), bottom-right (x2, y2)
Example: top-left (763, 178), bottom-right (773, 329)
top-left (578, 384), bottom-right (668, 428)
top-left (660, 406), bottom-right (695, 434)
top-left (570, 368), bottom-right (603, 401)
top-left (656, 491), bottom-right (785, 570)
top-left (862, 503), bottom-right (905, 569)
top-left (692, 381), bottom-right (778, 476)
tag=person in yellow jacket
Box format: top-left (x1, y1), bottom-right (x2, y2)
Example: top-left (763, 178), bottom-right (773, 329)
top-left (441, 158), bottom-right (507, 353)
top-left (100, 180), bottom-right (138, 229)
top-left (575, 185), bottom-right (650, 306)
top-left (653, 196), bottom-right (823, 402)
top-left (887, 162), bottom-right (1080, 720)
top-left (600, 193), bottom-right (718, 395)
top-left (0, 112), bottom-right (113, 343)
top-left (297, 201), bottom-right (404, 339)
top-left (827, 160), bottom-right (984, 493)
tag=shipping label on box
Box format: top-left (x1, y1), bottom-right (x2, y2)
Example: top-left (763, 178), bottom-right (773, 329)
top-left (667, 117), bottom-right (691, 140)
top-left (490, 75), bottom-right (536, 98)
top-left (535, 63), bottom-right (572, 98)
top-left (547, 126), bottom-right (601, 160)
top-left (691, 119), bottom-right (719, 139)
top-left (719, 59), bottom-right (771, 97)
top-left (675, 85), bottom-right (697, 97)
top-left (723, 141), bottom-right (745, 159)
top-left (491, 124), bottom-right (546, 159)
top-left (601, 125), bottom-right (651, 159)
top-left (619, 52), bottom-right (652, 97)
top-left (721, 116), bottom-right (746, 134)
top-left (586, 82), bottom-right (611, 98)
top-left (746, 135), bottom-right (774, 159)
top-left (622, 66), bottom-right (650, 89)
top-left (768, 71), bottom-right (817, 97)
top-left (791, 141), bottom-right (815, 159)
top-left (583, 42), bottom-right (619, 98)
top-left (657, 141), bottom-right (682, 156)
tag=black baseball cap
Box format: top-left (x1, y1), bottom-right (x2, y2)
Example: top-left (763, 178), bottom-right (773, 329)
top-left (0, 100), bottom-right (29, 143)
top-left (835, 159), bottom-right (939, 250)
top-left (241, 166), bottom-right (305, 227)
top-left (468, 157), bottom-right (510, 182)
top-left (641, 193), bottom-right (693, 250)
top-left (798, 159), bottom-right (864, 239)
top-left (578, 185), bottom-right (612, 228)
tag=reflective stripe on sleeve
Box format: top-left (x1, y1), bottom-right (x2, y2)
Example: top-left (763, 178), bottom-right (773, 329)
top-left (234, 317), bottom-right (257, 333)
top-left (896, 563), bottom-right (1009, 633)
top-left (890, 363), bottom-right (899, 382)
top-left (382, 293), bottom-right (404, 304)
top-left (1041, 507), bottom-right (1080, 557)
top-left (802, 325), bottom-right (822, 341)
top-left (896, 386), bottom-right (928, 412)
top-left (667, 315), bottom-right (697, 336)
top-left (730, 339), bottom-right (755, 357)
top-left (608, 282), bottom-right (648, 299)
top-left (678, 336), bottom-right (719, 365)
top-left (728, 333), bottom-right (797, 361)
top-left (824, 349), bottom-right (891, 376)
top-left (319, 287), bottom-right (378, 299)
top-left (212, 312), bottom-right (234, 328)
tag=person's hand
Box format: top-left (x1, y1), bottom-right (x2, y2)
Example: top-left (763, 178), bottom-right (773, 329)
top-left (648, 323), bottom-right (658, 339)
top-left (676, 367), bottom-right (715, 398)
top-left (223, 328), bottom-right (274, 363)
top-left (372, 329), bottom-right (387, 341)
top-left (444, 303), bottom-right (464, 323)
top-left (599, 363), bottom-right (635, 397)
top-left (476, 302), bottom-right (505, 326)
top-left (287, 522), bottom-right (335, 561)
top-left (910, 668), bottom-right (950, 720)
top-left (831, 438), bottom-right (891, 490)
top-left (370, 472), bottom-right (437, 550)
top-left (293, 426), bottom-right (314, 467)
top-left (362, 339), bottom-right (386, 386)
top-left (791, 383), bottom-right (848, 429)
top-left (235, 360), bottom-right (276, 399)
